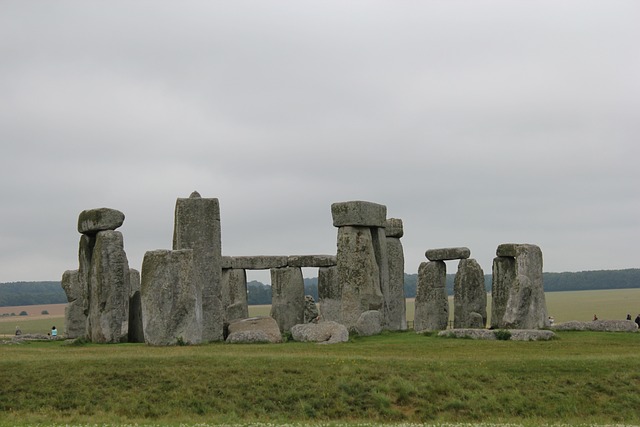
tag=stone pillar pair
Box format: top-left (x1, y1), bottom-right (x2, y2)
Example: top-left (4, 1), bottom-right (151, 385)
top-left (61, 208), bottom-right (142, 343)
top-left (140, 191), bottom-right (224, 345)
top-left (331, 201), bottom-right (406, 332)
top-left (414, 247), bottom-right (486, 332)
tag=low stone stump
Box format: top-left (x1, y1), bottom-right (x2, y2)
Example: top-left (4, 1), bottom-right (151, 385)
top-left (290, 321), bottom-right (349, 344)
top-left (437, 329), bottom-right (556, 341)
top-left (354, 310), bottom-right (382, 336)
top-left (226, 317), bottom-right (282, 344)
top-left (551, 320), bottom-right (638, 332)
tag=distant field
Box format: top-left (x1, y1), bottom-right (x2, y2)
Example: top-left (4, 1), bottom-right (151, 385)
top-left (1, 288), bottom-right (638, 337)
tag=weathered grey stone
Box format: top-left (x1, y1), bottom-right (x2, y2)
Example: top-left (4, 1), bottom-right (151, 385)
top-left (425, 247), bottom-right (471, 261)
top-left (453, 259), bottom-right (487, 329)
top-left (226, 316), bottom-right (282, 343)
top-left (304, 295), bottom-right (319, 323)
top-left (290, 321), bottom-right (349, 344)
top-left (287, 255), bottom-right (337, 268)
top-left (551, 320), bottom-right (638, 332)
top-left (496, 243), bottom-right (519, 257)
top-left (270, 266), bottom-right (305, 333)
top-left (229, 256), bottom-right (288, 270)
top-left (499, 244), bottom-right (547, 329)
top-left (371, 227), bottom-right (390, 329)
top-left (468, 312), bottom-right (485, 329)
top-left (128, 269), bottom-right (144, 343)
top-left (318, 266), bottom-right (341, 322)
top-left (385, 228), bottom-right (406, 331)
top-left (437, 329), bottom-right (555, 341)
top-left (384, 218), bottom-right (403, 238)
top-left (221, 268), bottom-right (248, 323)
top-left (77, 208), bottom-right (125, 235)
top-left (61, 269), bottom-right (86, 339)
top-left (173, 193), bottom-right (223, 342)
top-left (337, 226), bottom-right (383, 330)
top-left (490, 256), bottom-right (515, 329)
top-left (141, 249), bottom-right (202, 345)
top-left (354, 310), bottom-right (383, 336)
top-left (331, 201), bottom-right (387, 227)
top-left (220, 256), bottom-right (234, 269)
top-left (87, 230), bottom-right (130, 343)
top-left (414, 261), bottom-right (448, 332)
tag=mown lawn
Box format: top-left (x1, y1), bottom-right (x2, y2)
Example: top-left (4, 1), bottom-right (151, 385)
top-left (1, 331), bottom-right (639, 426)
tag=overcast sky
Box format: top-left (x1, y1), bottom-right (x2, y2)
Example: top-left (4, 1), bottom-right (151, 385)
top-left (1, 1), bottom-right (638, 284)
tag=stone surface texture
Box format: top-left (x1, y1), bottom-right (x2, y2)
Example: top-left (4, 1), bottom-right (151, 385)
top-left (141, 249), bottom-right (202, 345)
top-left (226, 316), bottom-right (282, 343)
top-left (172, 193), bottom-right (223, 342)
top-left (414, 261), bottom-right (448, 332)
top-left (270, 266), bottom-right (305, 333)
top-left (437, 329), bottom-right (556, 341)
top-left (331, 201), bottom-right (387, 227)
top-left (287, 255), bottom-right (337, 267)
top-left (87, 230), bottom-right (131, 343)
top-left (77, 208), bottom-right (125, 235)
top-left (354, 310), bottom-right (383, 336)
top-left (304, 295), bottom-right (320, 323)
top-left (385, 221), bottom-right (407, 331)
top-left (336, 226), bottom-right (383, 330)
top-left (227, 256), bottom-right (288, 270)
top-left (317, 266), bottom-right (341, 323)
top-left (453, 259), bottom-right (487, 329)
top-left (425, 247), bottom-right (471, 261)
top-left (221, 268), bottom-right (249, 323)
top-left (290, 321), bottom-right (349, 344)
top-left (490, 256), bottom-right (515, 329)
top-left (384, 218), bottom-right (404, 238)
top-left (61, 269), bottom-right (86, 339)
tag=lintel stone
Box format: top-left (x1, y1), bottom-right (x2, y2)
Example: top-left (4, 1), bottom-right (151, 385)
top-left (228, 256), bottom-right (288, 270)
top-left (384, 218), bottom-right (403, 238)
top-left (425, 247), bottom-right (470, 261)
top-left (331, 201), bottom-right (387, 228)
top-left (78, 208), bottom-right (125, 234)
top-left (287, 255), bottom-right (337, 267)
top-left (496, 243), bottom-right (539, 258)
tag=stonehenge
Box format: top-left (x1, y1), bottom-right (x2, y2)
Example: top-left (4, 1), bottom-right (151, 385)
top-left (62, 193), bottom-right (548, 345)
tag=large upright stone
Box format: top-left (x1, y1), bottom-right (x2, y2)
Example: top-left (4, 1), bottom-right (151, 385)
top-left (317, 265), bottom-right (341, 322)
top-left (385, 218), bottom-right (406, 331)
top-left (414, 261), bottom-right (448, 332)
top-left (173, 191), bottom-right (223, 342)
top-left (372, 227), bottom-right (391, 329)
top-left (453, 259), bottom-right (487, 329)
top-left (270, 266), bottom-right (305, 333)
top-left (336, 226), bottom-right (383, 330)
top-left (141, 249), bottom-right (202, 345)
top-left (128, 269), bottom-right (144, 343)
top-left (490, 256), bottom-right (515, 329)
top-left (77, 208), bottom-right (125, 235)
top-left (221, 268), bottom-right (249, 323)
top-left (494, 243), bottom-right (547, 329)
top-left (331, 201), bottom-right (387, 227)
top-left (61, 269), bottom-right (86, 339)
top-left (87, 230), bottom-right (130, 343)
top-left (425, 247), bottom-right (471, 261)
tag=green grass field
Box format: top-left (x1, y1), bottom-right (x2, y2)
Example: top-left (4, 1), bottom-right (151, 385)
top-left (1, 330), bottom-right (639, 426)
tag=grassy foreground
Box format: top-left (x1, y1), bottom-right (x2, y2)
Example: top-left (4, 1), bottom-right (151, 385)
top-left (1, 331), bottom-right (639, 426)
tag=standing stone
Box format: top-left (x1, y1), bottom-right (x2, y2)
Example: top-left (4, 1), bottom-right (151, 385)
top-left (453, 259), bottom-right (487, 329)
top-left (372, 227), bottom-right (391, 328)
top-left (270, 266), bottom-right (305, 333)
top-left (173, 192), bottom-right (223, 342)
top-left (414, 261), bottom-right (448, 332)
top-left (128, 269), bottom-right (144, 343)
top-left (61, 269), bottom-right (86, 339)
top-left (317, 265), bottom-right (341, 322)
top-left (494, 243), bottom-right (547, 329)
top-left (336, 226), bottom-right (383, 330)
top-left (87, 230), bottom-right (131, 343)
top-left (304, 295), bottom-right (319, 323)
top-left (490, 256), bottom-right (515, 329)
top-left (141, 249), bottom-right (202, 345)
top-left (221, 268), bottom-right (249, 323)
top-left (385, 218), bottom-right (406, 331)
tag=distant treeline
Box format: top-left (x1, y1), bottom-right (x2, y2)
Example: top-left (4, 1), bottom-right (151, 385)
top-left (1, 269), bottom-right (638, 307)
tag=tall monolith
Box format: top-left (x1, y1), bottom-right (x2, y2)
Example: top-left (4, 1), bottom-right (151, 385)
top-left (453, 258), bottom-right (487, 329)
top-left (384, 218), bottom-right (406, 331)
top-left (414, 261), bottom-right (448, 332)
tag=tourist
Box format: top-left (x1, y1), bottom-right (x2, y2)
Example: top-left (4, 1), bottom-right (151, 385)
top-left (548, 316), bottom-right (554, 326)
top-left (51, 326), bottom-right (57, 337)
top-left (15, 326), bottom-right (21, 336)
top-left (627, 314), bottom-right (632, 321)
top-left (635, 315), bottom-right (640, 328)
top-left (593, 314), bottom-right (598, 321)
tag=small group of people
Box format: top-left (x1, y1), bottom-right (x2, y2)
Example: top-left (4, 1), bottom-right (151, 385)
top-left (626, 314), bottom-right (640, 328)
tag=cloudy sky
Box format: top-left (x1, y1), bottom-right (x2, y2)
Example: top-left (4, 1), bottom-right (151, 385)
top-left (1, 1), bottom-right (638, 284)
